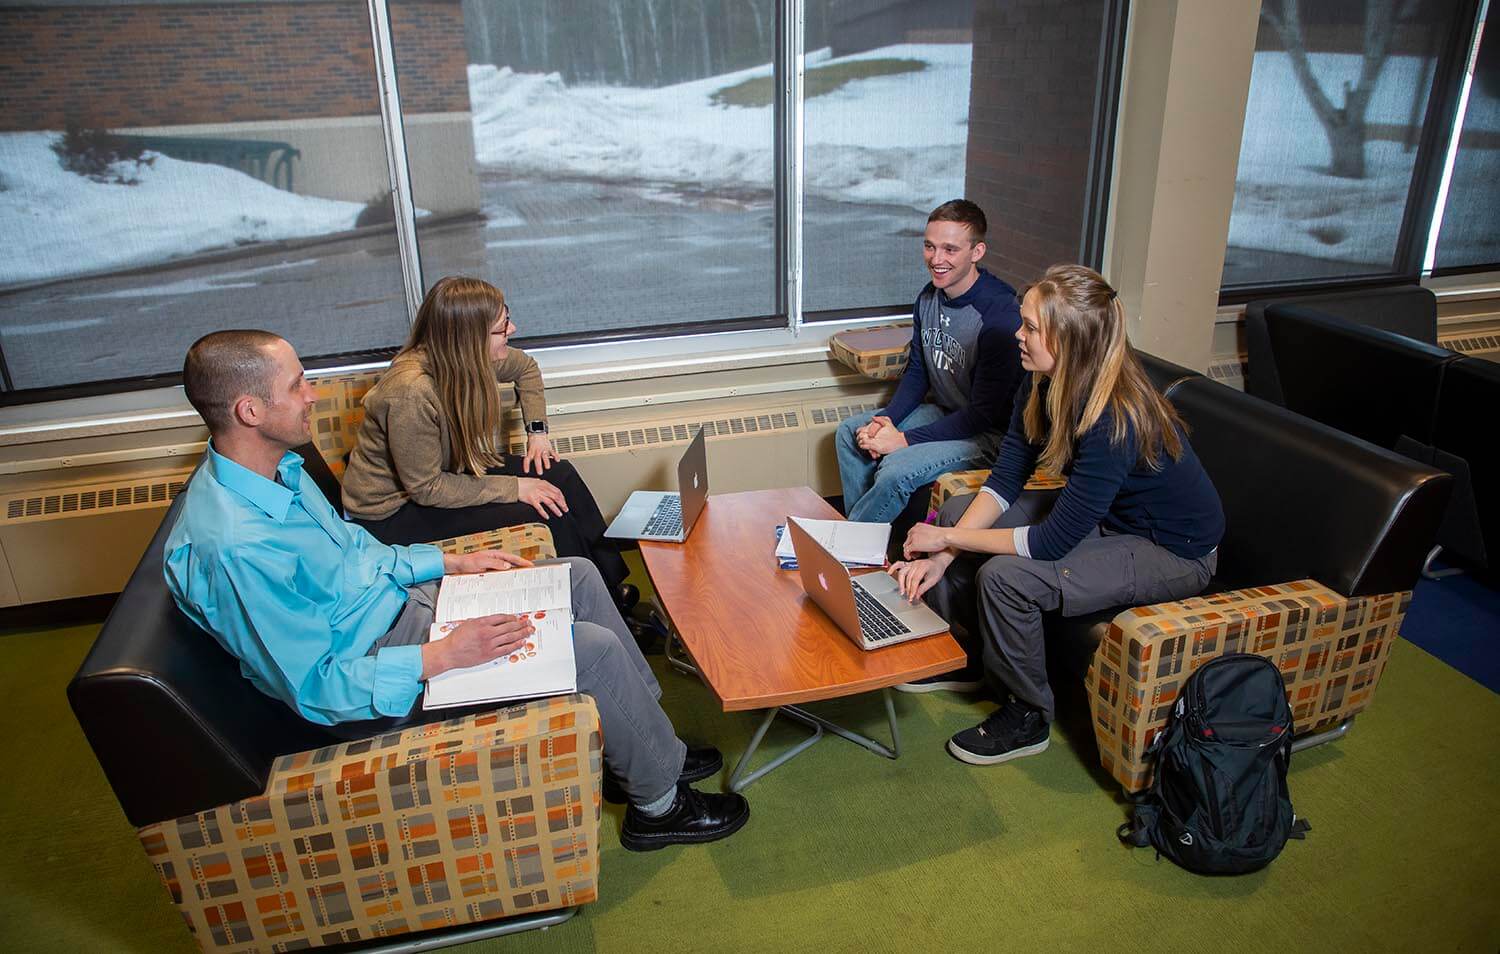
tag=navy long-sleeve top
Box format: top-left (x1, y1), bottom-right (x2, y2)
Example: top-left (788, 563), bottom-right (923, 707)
top-left (882, 269), bottom-right (1023, 445)
top-left (982, 376), bottom-right (1225, 562)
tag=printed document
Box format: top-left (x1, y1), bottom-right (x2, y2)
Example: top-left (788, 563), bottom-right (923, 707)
top-left (774, 516), bottom-right (890, 567)
top-left (423, 563), bottom-right (577, 710)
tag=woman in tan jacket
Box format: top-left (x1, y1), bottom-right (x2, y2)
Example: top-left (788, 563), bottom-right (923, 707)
top-left (342, 276), bottom-right (632, 606)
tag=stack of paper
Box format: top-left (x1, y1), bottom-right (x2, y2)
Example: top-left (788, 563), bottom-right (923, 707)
top-left (423, 563), bottom-right (577, 710)
top-left (774, 516), bottom-right (890, 569)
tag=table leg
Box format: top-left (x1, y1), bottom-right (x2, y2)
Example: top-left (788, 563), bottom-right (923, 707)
top-left (727, 707), bottom-right (824, 792)
top-left (726, 689), bottom-right (902, 792)
top-left (782, 688), bottom-right (901, 760)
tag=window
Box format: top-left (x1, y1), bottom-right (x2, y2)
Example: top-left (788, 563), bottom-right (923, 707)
top-left (0, 0), bottom-right (1126, 400)
top-left (1221, 0), bottom-right (1475, 292)
top-left (0, 0), bottom-right (410, 395)
top-left (392, 0), bottom-right (777, 344)
top-left (1431, 1), bottom-right (1500, 273)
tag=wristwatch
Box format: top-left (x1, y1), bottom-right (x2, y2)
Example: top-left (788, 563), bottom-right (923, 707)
top-left (527, 420), bottom-right (549, 435)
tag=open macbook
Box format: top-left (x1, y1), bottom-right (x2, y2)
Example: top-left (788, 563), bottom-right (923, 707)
top-left (787, 518), bottom-right (947, 650)
top-left (604, 426), bottom-right (708, 543)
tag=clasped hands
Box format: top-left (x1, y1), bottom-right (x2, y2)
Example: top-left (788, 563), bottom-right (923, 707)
top-left (887, 521), bottom-right (952, 603)
top-left (855, 415), bottom-right (909, 459)
top-left (423, 549), bottom-right (536, 677)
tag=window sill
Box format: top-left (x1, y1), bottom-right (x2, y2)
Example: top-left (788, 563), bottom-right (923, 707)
top-left (0, 313), bottom-right (904, 447)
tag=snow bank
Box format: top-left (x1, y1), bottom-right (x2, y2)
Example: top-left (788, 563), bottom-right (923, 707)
top-left (0, 132), bottom-right (364, 286)
top-left (467, 43), bottom-right (970, 211)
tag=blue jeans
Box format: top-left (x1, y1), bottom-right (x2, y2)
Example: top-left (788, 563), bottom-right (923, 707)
top-left (835, 405), bottom-right (999, 523)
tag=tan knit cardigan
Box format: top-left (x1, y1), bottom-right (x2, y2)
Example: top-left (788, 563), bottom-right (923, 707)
top-left (340, 347), bottom-right (547, 519)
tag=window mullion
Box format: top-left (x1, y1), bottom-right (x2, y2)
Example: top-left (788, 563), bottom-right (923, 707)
top-left (365, 0), bottom-right (424, 323)
top-left (775, 0), bottom-right (805, 335)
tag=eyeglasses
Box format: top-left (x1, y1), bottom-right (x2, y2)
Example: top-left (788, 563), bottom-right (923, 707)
top-left (493, 310), bottom-right (515, 336)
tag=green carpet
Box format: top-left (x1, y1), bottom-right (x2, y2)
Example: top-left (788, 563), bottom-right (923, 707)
top-left (4, 618), bottom-right (1497, 953)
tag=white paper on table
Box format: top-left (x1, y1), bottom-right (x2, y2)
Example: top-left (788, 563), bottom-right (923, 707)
top-left (774, 516), bottom-right (890, 567)
top-left (422, 563), bottom-right (577, 709)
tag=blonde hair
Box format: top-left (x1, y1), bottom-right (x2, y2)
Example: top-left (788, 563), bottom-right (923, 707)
top-left (1022, 264), bottom-right (1184, 474)
top-left (404, 276), bottom-right (506, 476)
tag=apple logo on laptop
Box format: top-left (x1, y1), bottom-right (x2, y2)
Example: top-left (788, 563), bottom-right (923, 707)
top-left (817, 572), bottom-right (828, 591)
top-left (693, 472), bottom-right (700, 489)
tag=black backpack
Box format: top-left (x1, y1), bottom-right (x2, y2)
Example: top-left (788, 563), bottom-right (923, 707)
top-left (1118, 653), bottom-right (1310, 874)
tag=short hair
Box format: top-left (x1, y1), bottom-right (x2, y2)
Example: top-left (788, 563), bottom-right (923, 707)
top-left (183, 330), bottom-right (284, 432)
top-left (927, 199), bottom-right (988, 242)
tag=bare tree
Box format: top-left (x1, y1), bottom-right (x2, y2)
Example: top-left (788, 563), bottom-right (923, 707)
top-left (1261, 0), bottom-right (1418, 178)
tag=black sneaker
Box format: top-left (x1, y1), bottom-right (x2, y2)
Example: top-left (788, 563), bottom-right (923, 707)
top-left (896, 664), bottom-right (984, 694)
top-left (619, 783), bottom-right (750, 852)
top-left (601, 743), bottom-right (723, 804)
top-left (947, 695), bottom-right (1050, 765)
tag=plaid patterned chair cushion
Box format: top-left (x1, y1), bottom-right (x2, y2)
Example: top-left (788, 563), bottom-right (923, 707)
top-left (828, 324), bottom-right (911, 380)
top-left (309, 373), bottom-right (379, 481)
top-left (433, 524), bottom-right (557, 562)
top-left (138, 695), bottom-right (602, 952)
top-left (1086, 580), bottom-right (1409, 793)
top-left (928, 467), bottom-right (1068, 515)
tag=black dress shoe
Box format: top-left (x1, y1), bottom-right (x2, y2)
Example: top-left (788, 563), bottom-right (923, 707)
top-left (619, 783), bottom-right (750, 852)
top-left (615, 582), bottom-right (641, 612)
top-left (601, 744), bottom-right (723, 804)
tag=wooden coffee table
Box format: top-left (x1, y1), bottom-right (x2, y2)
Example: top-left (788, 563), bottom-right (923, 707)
top-left (639, 487), bottom-right (966, 790)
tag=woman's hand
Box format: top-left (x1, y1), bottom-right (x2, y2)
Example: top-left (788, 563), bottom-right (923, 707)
top-left (887, 558), bottom-right (947, 603)
top-left (517, 477), bottom-right (568, 518)
top-left (523, 433), bottom-right (559, 474)
top-left (443, 549), bottom-right (532, 575)
top-left (902, 521), bottom-right (950, 559)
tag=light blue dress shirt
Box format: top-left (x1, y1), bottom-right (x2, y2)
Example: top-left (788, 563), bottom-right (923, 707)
top-left (163, 444), bottom-right (446, 724)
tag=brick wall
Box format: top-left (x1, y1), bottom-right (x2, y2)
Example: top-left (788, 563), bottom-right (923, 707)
top-left (0, 0), bottom-right (470, 132)
top-left (964, 0), bottom-right (1108, 288)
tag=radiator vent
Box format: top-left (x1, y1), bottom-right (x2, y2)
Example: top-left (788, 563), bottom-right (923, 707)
top-left (2, 473), bottom-right (191, 525)
top-left (506, 408), bottom-right (805, 457)
top-left (1444, 334), bottom-right (1500, 356)
top-left (806, 401), bottom-right (880, 427)
top-left (1206, 359), bottom-right (1248, 386)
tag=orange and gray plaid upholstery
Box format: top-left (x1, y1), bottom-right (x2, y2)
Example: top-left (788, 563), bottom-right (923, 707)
top-left (828, 324), bottom-right (911, 380)
top-left (929, 467), bottom-right (1067, 515)
top-left (138, 695), bottom-right (602, 952)
top-left (308, 369), bottom-right (555, 560)
top-left (1086, 580), bottom-right (1408, 792)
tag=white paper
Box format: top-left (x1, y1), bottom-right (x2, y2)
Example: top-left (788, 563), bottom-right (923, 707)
top-left (423, 564), bottom-right (577, 710)
top-left (775, 516), bottom-right (890, 567)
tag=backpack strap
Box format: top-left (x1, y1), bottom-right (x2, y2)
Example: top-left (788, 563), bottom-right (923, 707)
top-left (1288, 815), bottom-right (1312, 840)
top-left (1117, 802), bottom-right (1160, 848)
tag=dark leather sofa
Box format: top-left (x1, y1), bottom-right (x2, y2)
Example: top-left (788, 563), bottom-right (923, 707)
top-left (1245, 284), bottom-right (1438, 405)
top-left (1257, 302), bottom-right (1492, 576)
top-left (68, 442), bottom-right (601, 952)
top-left (924, 349), bottom-right (1450, 791)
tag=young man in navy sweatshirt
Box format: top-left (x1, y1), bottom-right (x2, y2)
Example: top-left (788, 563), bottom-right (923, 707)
top-left (836, 200), bottom-right (1025, 523)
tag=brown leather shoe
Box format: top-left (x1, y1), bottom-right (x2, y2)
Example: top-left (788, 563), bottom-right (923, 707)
top-left (620, 783), bottom-right (749, 852)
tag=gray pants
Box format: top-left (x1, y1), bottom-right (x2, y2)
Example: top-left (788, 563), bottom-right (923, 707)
top-left (925, 493), bottom-right (1217, 722)
top-left (370, 557), bottom-right (687, 804)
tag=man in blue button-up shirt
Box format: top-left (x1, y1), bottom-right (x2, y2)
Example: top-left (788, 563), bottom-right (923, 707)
top-left (164, 330), bottom-right (749, 851)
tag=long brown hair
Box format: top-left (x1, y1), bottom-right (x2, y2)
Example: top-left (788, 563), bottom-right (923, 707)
top-left (404, 276), bottom-right (506, 475)
top-left (1022, 264), bottom-right (1184, 474)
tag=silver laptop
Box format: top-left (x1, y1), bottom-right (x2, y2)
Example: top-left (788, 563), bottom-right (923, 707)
top-left (604, 426), bottom-right (709, 542)
top-left (787, 518), bottom-right (948, 650)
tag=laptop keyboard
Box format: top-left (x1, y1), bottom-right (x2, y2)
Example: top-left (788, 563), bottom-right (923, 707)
top-left (853, 585), bottom-right (912, 642)
top-left (642, 494), bottom-right (683, 537)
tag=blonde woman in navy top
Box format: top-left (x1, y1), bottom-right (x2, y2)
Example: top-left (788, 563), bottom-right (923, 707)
top-left (888, 264), bottom-right (1224, 766)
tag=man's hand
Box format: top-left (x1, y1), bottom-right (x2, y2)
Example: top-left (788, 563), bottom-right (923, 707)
top-left (860, 418), bottom-right (908, 457)
top-left (421, 613), bottom-right (535, 678)
top-left (517, 477), bottom-right (568, 518)
top-left (523, 433), bottom-right (558, 474)
top-left (903, 521), bottom-right (950, 559)
top-left (443, 549), bottom-right (532, 575)
top-left (887, 558), bottom-right (948, 603)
